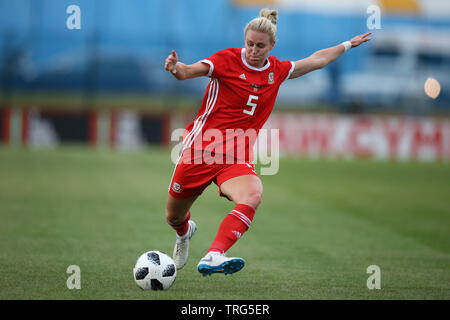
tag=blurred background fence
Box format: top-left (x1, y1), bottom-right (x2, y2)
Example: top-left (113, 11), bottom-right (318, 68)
top-left (1, 0), bottom-right (449, 160)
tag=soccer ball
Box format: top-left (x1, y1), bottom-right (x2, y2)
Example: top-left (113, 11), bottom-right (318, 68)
top-left (133, 250), bottom-right (177, 290)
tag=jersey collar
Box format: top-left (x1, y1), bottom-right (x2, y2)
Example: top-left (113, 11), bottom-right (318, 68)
top-left (241, 48), bottom-right (271, 71)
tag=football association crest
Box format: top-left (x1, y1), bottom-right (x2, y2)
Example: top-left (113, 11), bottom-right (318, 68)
top-left (268, 72), bottom-right (274, 84)
top-left (172, 182), bottom-right (181, 193)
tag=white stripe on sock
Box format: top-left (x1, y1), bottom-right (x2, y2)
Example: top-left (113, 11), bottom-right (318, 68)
top-left (231, 209), bottom-right (252, 226)
top-left (229, 212), bottom-right (251, 228)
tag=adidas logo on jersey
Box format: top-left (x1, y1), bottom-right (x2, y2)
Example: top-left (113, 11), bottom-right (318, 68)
top-left (239, 73), bottom-right (246, 80)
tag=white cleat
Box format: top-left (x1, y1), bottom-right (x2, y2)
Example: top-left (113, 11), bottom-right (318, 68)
top-left (173, 220), bottom-right (197, 270)
top-left (197, 251), bottom-right (245, 276)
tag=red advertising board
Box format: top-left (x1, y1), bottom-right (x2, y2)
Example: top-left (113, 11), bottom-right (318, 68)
top-left (262, 114), bottom-right (450, 161)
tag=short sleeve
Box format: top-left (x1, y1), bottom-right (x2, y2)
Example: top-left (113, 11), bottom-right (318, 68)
top-left (280, 60), bottom-right (295, 83)
top-left (200, 59), bottom-right (214, 77)
top-left (199, 48), bottom-right (234, 79)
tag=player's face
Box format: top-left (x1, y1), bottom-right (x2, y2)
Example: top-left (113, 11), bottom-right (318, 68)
top-left (244, 29), bottom-right (275, 68)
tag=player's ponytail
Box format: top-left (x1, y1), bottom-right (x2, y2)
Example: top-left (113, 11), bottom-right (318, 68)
top-left (244, 8), bottom-right (278, 43)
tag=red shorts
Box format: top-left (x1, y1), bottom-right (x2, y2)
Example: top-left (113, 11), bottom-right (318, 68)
top-left (168, 149), bottom-right (258, 199)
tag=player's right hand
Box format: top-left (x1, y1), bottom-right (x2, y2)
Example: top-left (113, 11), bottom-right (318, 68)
top-left (165, 50), bottom-right (178, 72)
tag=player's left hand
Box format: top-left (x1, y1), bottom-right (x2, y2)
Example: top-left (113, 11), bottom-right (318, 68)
top-left (350, 32), bottom-right (372, 48)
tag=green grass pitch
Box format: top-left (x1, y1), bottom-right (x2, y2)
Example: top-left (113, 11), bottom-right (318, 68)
top-left (0, 146), bottom-right (449, 300)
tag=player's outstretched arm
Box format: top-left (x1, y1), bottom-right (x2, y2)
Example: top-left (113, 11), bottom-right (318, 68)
top-left (165, 50), bottom-right (210, 80)
top-left (289, 32), bottom-right (372, 79)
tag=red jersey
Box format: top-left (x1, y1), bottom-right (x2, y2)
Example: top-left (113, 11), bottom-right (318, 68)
top-left (181, 47), bottom-right (294, 163)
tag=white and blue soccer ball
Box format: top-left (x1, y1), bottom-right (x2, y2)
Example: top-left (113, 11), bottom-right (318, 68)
top-left (133, 250), bottom-right (177, 290)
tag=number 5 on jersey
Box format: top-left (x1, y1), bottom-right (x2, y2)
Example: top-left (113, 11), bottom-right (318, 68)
top-left (243, 95), bottom-right (258, 116)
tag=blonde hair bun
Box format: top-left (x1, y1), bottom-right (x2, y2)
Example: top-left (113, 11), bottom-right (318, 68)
top-left (244, 8), bottom-right (278, 43)
top-left (260, 9), bottom-right (278, 25)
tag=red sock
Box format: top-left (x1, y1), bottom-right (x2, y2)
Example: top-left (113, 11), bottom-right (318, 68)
top-left (167, 211), bottom-right (191, 236)
top-left (207, 204), bottom-right (255, 254)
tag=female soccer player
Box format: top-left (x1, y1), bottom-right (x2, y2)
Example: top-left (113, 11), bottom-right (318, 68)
top-left (164, 9), bottom-right (371, 276)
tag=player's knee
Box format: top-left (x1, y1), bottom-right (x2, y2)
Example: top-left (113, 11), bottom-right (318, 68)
top-left (240, 189), bottom-right (263, 209)
top-left (166, 215), bottom-right (184, 227)
top-left (165, 208), bottom-right (183, 225)
top-left (252, 191), bottom-right (263, 208)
